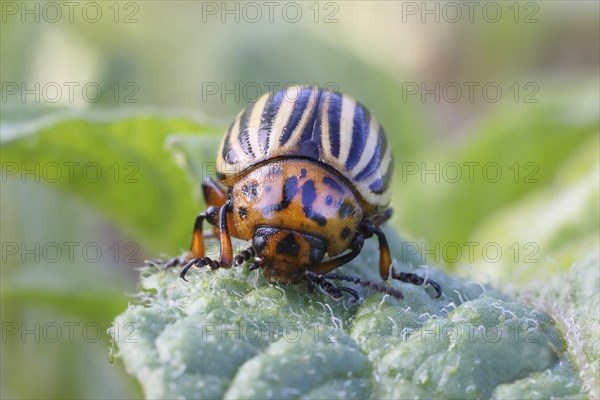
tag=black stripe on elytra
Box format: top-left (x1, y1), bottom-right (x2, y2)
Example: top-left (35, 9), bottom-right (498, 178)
top-left (308, 89), bottom-right (326, 152)
top-left (301, 180), bottom-right (327, 227)
top-left (375, 127), bottom-right (389, 172)
top-left (354, 126), bottom-right (384, 181)
top-left (275, 232), bottom-right (300, 258)
top-left (346, 105), bottom-right (369, 170)
top-left (237, 102), bottom-right (256, 157)
top-left (327, 93), bottom-right (342, 158)
top-left (258, 92), bottom-right (283, 154)
top-left (280, 88), bottom-right (312, 146)
top-left (323, 176), bottom-right (344, 194)
top-left (369, 155), bottom-right (394, 194)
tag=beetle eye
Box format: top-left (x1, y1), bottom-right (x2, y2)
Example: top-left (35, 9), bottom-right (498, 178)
top-left (309, 246), bottom-right (325, 264)
top-left (252, 235), bottom-right (267, 252)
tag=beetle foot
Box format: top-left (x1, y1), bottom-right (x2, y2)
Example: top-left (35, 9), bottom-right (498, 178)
top-left (234, 247), bottom-right (256, 266)
top-left (390, 267), bottom-right (442, 298)
top-left (319, 272), bottom-right (405, 300)
top-left (180, 257), bottom-right (222, 282)
top-left (304, 271), bottom-right (360, 303)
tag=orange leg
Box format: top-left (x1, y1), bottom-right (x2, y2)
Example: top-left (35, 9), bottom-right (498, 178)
top-left (163, 178), bottom-right (226, 268)
top-left (202, 177), bottom-right (227, 207)
top-left (180, 199), bottom-right (235, 281)
top-left (185, 177), bottom-right (228, 260)
top-left (372, 225), bottom-right (393, 280)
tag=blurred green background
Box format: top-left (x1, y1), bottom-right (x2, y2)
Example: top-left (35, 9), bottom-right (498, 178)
top-left (1, 1), bottom-right (598, 398)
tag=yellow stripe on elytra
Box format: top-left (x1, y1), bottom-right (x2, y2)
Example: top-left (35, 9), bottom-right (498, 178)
top-left (338, 96), bottom-right (355, 170)
top-left (318, 92), bottom-right (332, 161)
top-left (268, 86), bottom-right (299, 153)
top-left (247, 93), bottom-right (270, 156)
top-left (224, 109), bottom-right (247, 173)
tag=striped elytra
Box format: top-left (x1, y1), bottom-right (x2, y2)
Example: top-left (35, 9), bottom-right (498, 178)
top-left (216, 86), bottom-right (394, 215)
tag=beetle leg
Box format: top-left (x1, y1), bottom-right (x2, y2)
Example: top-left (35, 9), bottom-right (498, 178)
top-left (360, 219), bottom-right (442, 298)
top-left (391, 267), bottom-right (442, 298)
top-left (372, 208), bottom-right (393, 226)
top-left (310, 234), bottom-right (365, 275)
top-left (359, 220), bottom-right (393, 281)
top-left (314, 272), bottom-right (405, 300)
top-left (162, 206), bottom-right (219, 269)
top-left (304, 271), bottom-right (344, 300)
top-left (234, 246), bottom-right (255, 266)
top-left (202, 177), bottom-right (229, 238)
top-left (218, 199), bottom-right (234, 268)
top-left (336, 287), bottom-right (360, 302)
top-left (304, 271), bottom-right (360, 302)
top-left (180, 257), bottom-right (223, 282)
top-left (202, 177), bottom-right (227, 207)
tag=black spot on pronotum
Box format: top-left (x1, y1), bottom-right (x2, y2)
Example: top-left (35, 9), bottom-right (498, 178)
top-left (242, 182), bottom-right (259, 199)
top-left (276, 232), bottom-right (300, 258)
top-left (325, 195), bottom-right (334, 205)
top-left (323, 176), bottom-right (344, 193)
top-left (301, 180), bottom-right (317, 210)
top-left (341, 227), bottom-right (351, 240)
top-left (283, 177), bottom-right (299, 202)
top-left (238, 207), bottom-right (248, 219)
top-left (302, 180), bottom-right (327, 226)
top-left (311, 214), bottom-right (327, 226)
top-left (339, 202), bottom-right (356, 218)
top-left (271, 176), bottom-right (298, 212)
top-left (300, 168), bottom-right (307, 178)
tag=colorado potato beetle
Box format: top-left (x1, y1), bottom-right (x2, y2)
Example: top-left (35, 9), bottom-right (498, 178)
top-left (166, 86), bottom-right (441, 301)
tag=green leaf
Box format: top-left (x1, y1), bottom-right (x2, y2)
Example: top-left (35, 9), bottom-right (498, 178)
top-left (396, 82), bottom-right (599, 265)
top-left (111, 232), bottom-right (592, 399)
top-left (1, 110), bottom-right (222, 254)
top-left (464, 135), bottom-right (600, 283)
top-left (524, 251), bottom-right (600, 399)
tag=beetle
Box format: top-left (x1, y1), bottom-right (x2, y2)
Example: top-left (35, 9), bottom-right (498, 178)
top-left (165, 86), bottom-right (441, 301)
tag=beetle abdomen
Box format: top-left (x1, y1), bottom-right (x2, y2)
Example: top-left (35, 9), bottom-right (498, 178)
top-left (216, 86), bottom-right (393, 214)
